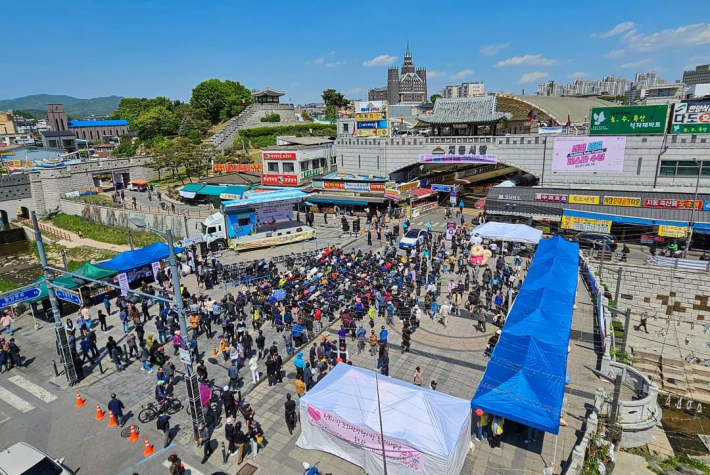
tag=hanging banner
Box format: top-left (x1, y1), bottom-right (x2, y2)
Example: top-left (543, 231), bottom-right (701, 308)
top-left (602, 196), bottom-right (642, 207)
top-left (117, 273), bottom-right (129, 296)
top-left (552, 136), bottom-right (626, 173)
top-left (671, 102), bottom-right (710, 134)
top-left (568, 194), bottom-right (600, 205)
top-left (561, 216), bottom-right (612, 233)
top-left (151, 262), bottom-right (161, 282)
top-left (658, 225), bottom-right (688, 238)
top-left (589, 105), bottom-right (668, 135)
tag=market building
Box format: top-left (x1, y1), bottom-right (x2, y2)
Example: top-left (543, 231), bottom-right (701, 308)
top-left (261, 136), bottom-right (336, 187)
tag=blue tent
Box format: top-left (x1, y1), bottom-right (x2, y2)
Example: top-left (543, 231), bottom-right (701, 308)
top-left (471, 236), bottom-right (579, 434)
top-left (100, 242), bottom-right (184, 272)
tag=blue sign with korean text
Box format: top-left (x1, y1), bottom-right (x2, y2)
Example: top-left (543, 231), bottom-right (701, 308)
top-left (0, 287), bottom-right (41, 308)
top-left (431, 184), bottom-right (452, 193)
top-left (55, 288), bottom-right (82, 306)
top-left (704, 201), bottom-right (710, 211)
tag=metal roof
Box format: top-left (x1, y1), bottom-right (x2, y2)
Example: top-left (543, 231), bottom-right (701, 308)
top-left (40, 130), bottom-right (76, 137)
top-left (417, 96), bottom-right (511, 125)
top-left (485, 186), bottom-right (710, 224)
top-left (68, 119), bottom-right (128, 127)
top-left (499, 95), bottom-right (612, 124)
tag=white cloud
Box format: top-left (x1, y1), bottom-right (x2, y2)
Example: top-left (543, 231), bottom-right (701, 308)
top-left (327, 51), bottom-right (335, 56)
top-left (590, 21), bottom-right (635, 39)
top-left (451, 69), bottom-right (474, 80)
top-left (326, 61), bottom-right (345, 68)
top-left (569, 71), bottom-right (590, 79)
top-left (346, 87), bottom-right (364, 95)
top-left (305, 56), bottom-right (324, 65)
top-left (604, 49), bottom-right (626, 59)
top-left (519, 71), bottom-right (549, 84)
top-left (622, 23), bottom-right (710, 52)
top-left (495, 54), bottom-right (557, 67)
top-left (362, 55), bottom-right (397, 67)
top-left (619, 59), bottom-right (651, 69)
top-left (426, 70), bottom-right (447, 78)
top-left (289, 82), bottom-right (301, 87)
top-left (479, 43), bottom-right (509, 56)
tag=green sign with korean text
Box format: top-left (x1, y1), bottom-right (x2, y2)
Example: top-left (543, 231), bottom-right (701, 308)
top-left (589, 105), bottom-right (668, 135)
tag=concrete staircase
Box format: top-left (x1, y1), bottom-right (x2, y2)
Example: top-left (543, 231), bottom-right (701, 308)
top-left (207, 103), bottom-right (298, 151)
top-left (632, 345), bottom-right (710, 404)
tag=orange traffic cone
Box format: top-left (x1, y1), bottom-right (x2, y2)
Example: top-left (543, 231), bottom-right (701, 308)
top-left (75, 391), bottom-right (85, 408)
top-left (128, 425), bottom-right (140, 443)
top-left (95, 404), bottom-right (106, 420)
top-left (212, 344), bottom-right (218, 358)
top-left (107, 411), bottom-right (117, 427)
top-left (143, 438), bottom-right (155, 457)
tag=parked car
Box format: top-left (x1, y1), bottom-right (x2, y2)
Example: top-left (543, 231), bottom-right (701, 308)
top-left (399, 228), bottom-right (428, 249)
top-left (0, 442), bottom-right (75, 475)
top-left (572, 232), bottom-right (618, 251)
top-left (126, 180), bottom-right (148, 192)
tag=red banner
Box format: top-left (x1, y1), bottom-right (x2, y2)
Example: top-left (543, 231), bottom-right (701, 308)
top-left (262, 174), bottom-right (298, 186)
top-left (213, 163), bottom-right (263, 173)
top-left (262, 151), bottom-right (297, 160)
top-left (369, 183), bottom-right (385, 191)
top-left (323, 181), bottom-right (345, 190)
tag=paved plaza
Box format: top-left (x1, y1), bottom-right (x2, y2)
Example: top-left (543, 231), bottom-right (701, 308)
top-left (0, 209), bottom-right (600, 474)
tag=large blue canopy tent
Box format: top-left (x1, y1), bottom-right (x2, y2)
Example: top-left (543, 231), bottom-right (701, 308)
top-left (471, 236), bottom-right (579, 434)
top-left (100, 242), bottom-right (184, 273)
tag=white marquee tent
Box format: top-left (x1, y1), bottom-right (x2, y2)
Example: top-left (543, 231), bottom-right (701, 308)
top-left (471, 222), bottom-right (543, 244)
top-left (296, 364), bottom-right (472, 475)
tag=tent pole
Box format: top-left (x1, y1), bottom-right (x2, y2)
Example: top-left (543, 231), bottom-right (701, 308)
top-left (552, 433), bottom-right (558, 474)
top-left (375, 372), bottom-right (388, 475)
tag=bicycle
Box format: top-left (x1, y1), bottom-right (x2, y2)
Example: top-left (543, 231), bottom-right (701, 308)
top-left (138, 397), bottom-right (183, 423)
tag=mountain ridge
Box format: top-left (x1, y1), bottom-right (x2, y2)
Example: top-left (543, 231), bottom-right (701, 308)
top-left (0, 94), bottom-right (123, 119)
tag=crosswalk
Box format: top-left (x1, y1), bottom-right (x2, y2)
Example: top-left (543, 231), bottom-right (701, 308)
top-left (0, 374), bottom-right (58, 424)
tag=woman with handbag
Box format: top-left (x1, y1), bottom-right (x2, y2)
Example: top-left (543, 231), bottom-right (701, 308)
top-left (248, 419), bottom-right (265, 459)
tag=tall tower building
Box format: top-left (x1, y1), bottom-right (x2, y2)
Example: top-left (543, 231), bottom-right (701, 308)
top-left (47, 104), bottom-right (69, 132)
top-left (369, 42), bottom-right (428, 104)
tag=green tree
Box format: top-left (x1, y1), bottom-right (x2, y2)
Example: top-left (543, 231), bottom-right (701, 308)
top-left (430, 94), bottom-right (441, 103)
top-left (12, 110), bottom-right (36, 120)
top-left (109, 97), bottom-right (173, 123)
top-left (260, 112), bottom-right (281, 123)
top-left (133, 106), bottom-right (180, 142)
top-left (322, 89), bottom-right (348, 108)
top-left (190, 79), bottom-right (251, 124)
top-left (301, 111), bottom-right (313, 122)
top-left (114, 135), bottom-right (137, 157)
top-left (176, 105), bottom-right (211, 142)
top-left (325, 104), bottom-right (337, 121)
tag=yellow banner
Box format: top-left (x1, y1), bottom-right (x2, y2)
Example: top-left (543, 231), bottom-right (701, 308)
top-left (356, 112), bottom-right (383, 121)
top-left (603, 196), bottom-right (641, 207)
top-left (356, 128), bottom-right (389, 137)
top-left (658, 225), bottom-right (688, 238)
top-left (231, 229), bottom-right (316, 251)
top-left (568, 194), bottom-right (600, 205)
top-left (561, 216), bottom-right (612, 233)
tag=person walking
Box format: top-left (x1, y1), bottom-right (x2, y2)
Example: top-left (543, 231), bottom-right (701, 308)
top-left (198, 422), bottom-right (213, 464)
top-left (1, 312), bottom-right (14, 336)
top-left (380, 348), bottom-right (390, 377)
top-left (107, 393), bottom-right (125, 428)
top-left (285, 393), bottom-right (297, 435)
top-left (139, 342), bottom-right (153, 373)
top-left (638, 312), bottom-right (649, 333)
top-left (232, 421), bottom-right (247, 463)
top-left (413, 367), bottom-right (423, 386)
top-left (248, 419), bottom-right (264, 459)
top-left (294, 375), bottom-right (306, 399)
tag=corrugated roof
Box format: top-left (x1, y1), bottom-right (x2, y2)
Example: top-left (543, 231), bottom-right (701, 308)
top-left (68, 120), bottom-right (128, 127)
top-left (417, 96), bottom-right (511, 125)
top-left (180, 183), bottom-right (204, 193)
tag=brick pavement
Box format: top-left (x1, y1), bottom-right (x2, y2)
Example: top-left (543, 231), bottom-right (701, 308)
top-left (7, 227), bottom-right (600, 475)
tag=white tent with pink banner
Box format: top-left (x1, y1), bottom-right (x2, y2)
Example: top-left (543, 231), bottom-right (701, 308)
top-left (296, 364), bottom-right (472, 475)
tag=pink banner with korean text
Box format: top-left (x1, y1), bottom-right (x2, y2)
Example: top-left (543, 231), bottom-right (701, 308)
top-left (552, 136), bottom-right (626, 173)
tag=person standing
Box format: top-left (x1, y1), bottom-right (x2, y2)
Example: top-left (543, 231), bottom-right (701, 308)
top-left (256, 330), bottom-right (266, 359)
top-left (265, 355), bottom-right (276, 387)
top-left (380, 348), bottom-right (389, 377)
top-left (156, 413), bottom-right (171, 448)
top-left (401, 324), bottom-right (411, 354)
top-left (1, 311), bottom-right (14, 336)
top-left (107, 393), bottom-right (125, 428)
top-left (225, 417), bottom-right (237, 457)
top-left (198, 422), bottom-right (213, 464)
top-left (294, 375), bottom-right (306, 399)
top-left (285, 393), bottom-right (297, 435)
top-left (233, 421), bottom-right (247, 463)
top-left (413, 367), bottom-right (423, 386)
top-left (490, 415), bottom-right (505, 449)
top-left (249, 353), bottom-right (259, 383)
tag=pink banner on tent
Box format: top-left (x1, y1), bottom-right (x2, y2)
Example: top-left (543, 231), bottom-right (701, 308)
top-left (305, 405), bottom-right (425, 472)
top-left (552, 136), bottom-right (626, 173)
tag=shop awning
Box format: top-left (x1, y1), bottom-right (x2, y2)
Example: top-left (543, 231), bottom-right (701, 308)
top-left (27, 275), bottom-right (80, 304)
top-left (179, 183), bottom-right (204, 199)
top-left (563, 209), bottom-right (691, 227)
top-left (408, 188), bottom-right (438, 199)
top-left (73, 262), bottom-right (118, 280)
top-left (198, 185), bottom-right (229, 196)
top-left (307, 195), bottom-right (385, 206)
top-left (219, 185), bottom-right (249, 200)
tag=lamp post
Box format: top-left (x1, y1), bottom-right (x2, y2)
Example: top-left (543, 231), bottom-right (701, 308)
top-left (685, 159), bottom-right (702, 258)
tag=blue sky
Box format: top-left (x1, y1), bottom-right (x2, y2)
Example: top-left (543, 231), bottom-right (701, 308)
top-left (4, 1), bottom-right (710, 105)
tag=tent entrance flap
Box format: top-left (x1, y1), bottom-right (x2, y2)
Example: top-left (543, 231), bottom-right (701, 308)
top-left (470, 236), bottom-right (579, 434)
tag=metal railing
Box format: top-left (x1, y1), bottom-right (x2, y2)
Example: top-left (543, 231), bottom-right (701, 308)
top-left (648, 255), bottom-right (710, 272)
top-left (60, 199), bottom-right (213, 219)
top-left (18, 218), bottom-right (72, 241)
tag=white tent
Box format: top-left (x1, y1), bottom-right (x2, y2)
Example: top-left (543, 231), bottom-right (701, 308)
top-left (472, 222), bottom-right (543, 244)
top-left (296, 364), bottom-right (471, 475)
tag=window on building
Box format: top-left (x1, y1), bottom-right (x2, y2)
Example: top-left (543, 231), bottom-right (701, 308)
top-left (358, 155), bottom-right (361, 168)
top-left (341, 154), bottom-right (344, 166)
top-left (62, 140), bottom-right (74, 148)
top-left (636, 157), bottom-right (642, 175)
top-left (331, 156), bottom-right (337, 166)
top-left (319, 158), bottom-right (326, 169)
top-left (343, 123), bottom-right (349, 133)
top-left (282, 162), bottom-right (295, 173)
top-left (301, 161), bottom-right (309, 171)
top-left (377, 155), bottom-right (380, 169)
top-left (659, 160), bottom-right (709, 176)
top-left (677, 161), bottom-right (701, 176)
top-left (49, 140), bottom-right (58, 148)
top-left (267, 162), bottom-right (279, 172)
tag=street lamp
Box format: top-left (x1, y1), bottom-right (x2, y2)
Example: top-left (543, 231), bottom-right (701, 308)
top-left (128, 217), bottom-right (168, 243)
top-left (685, 159), bottom-right (702, 258)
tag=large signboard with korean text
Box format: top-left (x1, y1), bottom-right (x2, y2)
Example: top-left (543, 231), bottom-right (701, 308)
top-left (355, 101), bottom-right (389, 137)
top-left (671, 102), bottom-right (710, 134)
top-left (261, 174), bottom-right (298, 186)
top-left (589, 105), bottom-right (668, 135)
top-left (419, 144), bottom-right (497, 164)
top-left (262, 151), bottom-right (297, 160)
top-left (561, 216), bottom-right (612, 233)
top-left (602, 196), bottom-right (641, 207)
top-left (213, 163), bottom-right (262, 173)
top-left (552, 136), bottom-right (626, 173)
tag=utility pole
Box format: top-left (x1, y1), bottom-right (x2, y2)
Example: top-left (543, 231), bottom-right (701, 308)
top-left (619, 308), bottom-right (632, 361)
top-left (166, 229), bottom-right (203, 439)
top-left (613, 268), bottom-right (622, 319)
top-left (60, 248), bottom-right (69, 271)
top-left (598, 243), bottom-right (605, 279)
top-left (608, 373), bottom-right (623, 446)
top-left (32, 211), bottom-right (77, 386)
top-left (684, 159), bottom-right (702, 258)
top-left (128, 229), bottom-right (135, 250)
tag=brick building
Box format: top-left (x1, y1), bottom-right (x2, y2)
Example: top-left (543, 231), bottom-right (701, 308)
top-left (368, 42), bottom-right (427, 104)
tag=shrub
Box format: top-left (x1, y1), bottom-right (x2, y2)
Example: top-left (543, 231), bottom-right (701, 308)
top-left (260, 113), bottom-right (281, 123)
top-left (49, 213), bottom-right (168, 247)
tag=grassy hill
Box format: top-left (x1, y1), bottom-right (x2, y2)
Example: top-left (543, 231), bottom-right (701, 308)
top-left (0, 94), bottom-right (123, 119)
